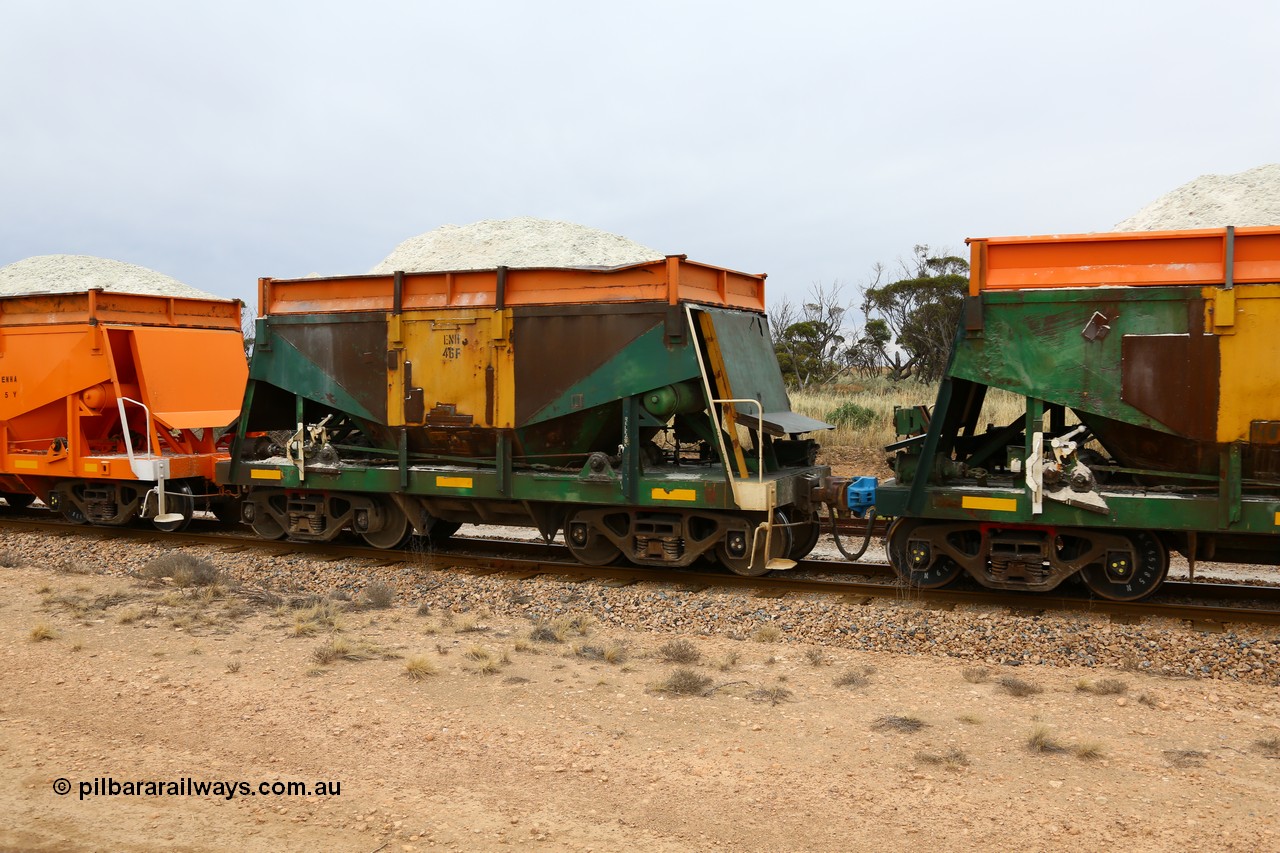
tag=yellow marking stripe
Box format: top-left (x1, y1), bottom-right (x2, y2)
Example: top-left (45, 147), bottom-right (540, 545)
top-left (250, 469), bottom-right (284, 480)
top-left (436, 476), bottom-right (473, 489)
top-left (651, 487), bottom-right (697, 502)
top-left (1275, 511), bottom-right (1280, 526)
top-left (12, 459), bottom-right (38, 470)
top-left (961, 495), bottom-right (1018, 513)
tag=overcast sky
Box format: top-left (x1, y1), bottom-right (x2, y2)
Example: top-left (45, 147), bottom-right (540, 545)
top-left (2, 1), bottom-right (1277, 308)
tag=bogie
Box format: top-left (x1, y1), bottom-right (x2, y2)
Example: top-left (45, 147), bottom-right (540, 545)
top-left (885, 518), bottom-right (1172, 601)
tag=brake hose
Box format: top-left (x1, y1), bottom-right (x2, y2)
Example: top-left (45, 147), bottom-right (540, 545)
top-left (829, 508), bottom-right (877, 561)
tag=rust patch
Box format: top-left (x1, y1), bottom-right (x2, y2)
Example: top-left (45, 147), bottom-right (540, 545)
top-left (1120, 298), bottom-right (1219, 441)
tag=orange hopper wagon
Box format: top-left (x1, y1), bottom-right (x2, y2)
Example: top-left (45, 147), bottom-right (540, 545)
top-left (0, 288), bottom-right (248, 529)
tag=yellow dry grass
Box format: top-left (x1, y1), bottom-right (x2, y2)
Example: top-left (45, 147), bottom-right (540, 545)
top-left (789, 379), bottom-right (1027, 455)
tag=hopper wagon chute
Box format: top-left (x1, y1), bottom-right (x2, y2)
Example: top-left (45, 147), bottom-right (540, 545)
top-left (0, 288), bottom-right (249, 529)
top-left (224, 256), bottom-right (833, 574)
top-left (876, 226), bottom-right (1280, 600)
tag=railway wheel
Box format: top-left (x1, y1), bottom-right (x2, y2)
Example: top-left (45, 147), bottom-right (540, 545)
top-left (786, 511), bottom-right (822, 561)
top-left (717, 512), bottom-right (792, 577)
top-left (1079, 531), bottom-right (1168, 601)
top-left (61, 504), bottom-right (88, 524)
top-left (249, 505), bottom-right (287, 540)
top-left (1, 492), bottom-right (35, 509)
top-left (564, 511), bottom-right (621, 566)
top-left (362, 500), bottom-right (412, 549)
top-left (153, 482), bottom-right (195, 533)
top-left (886, 518), bottom-right (964, 588)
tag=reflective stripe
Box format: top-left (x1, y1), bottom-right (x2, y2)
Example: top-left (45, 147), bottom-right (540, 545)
top-left (651, 487), bottom-right (697, 502)
top-left (436, 476), bottom-right (473, 489)
top-left (961, 495), bottom-right (1018, 512)
top-left (250, 469), bottom-right (284, 480)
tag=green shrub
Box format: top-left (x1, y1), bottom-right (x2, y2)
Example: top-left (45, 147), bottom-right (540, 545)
top-left (825, 401), bottom-right (878, 430)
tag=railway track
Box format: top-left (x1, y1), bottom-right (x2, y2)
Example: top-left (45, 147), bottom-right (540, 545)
top-left (5, 515), bottom-right (1280, 628)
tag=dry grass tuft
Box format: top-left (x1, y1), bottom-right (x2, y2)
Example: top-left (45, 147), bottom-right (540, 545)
top-left (1137, 692), bottom-right (1160, 708)
top-left (751, 625), bottom-right (784, 643)
top-left (872, 715), bottom-right (926, 733)
top-left (29, 623), bottom-right (58, 642)
top-left (225, 661), bottom-right (241, 674)
top-left (116, 606), bottom-right (144, 625)
top-left (997, 675), bottom-right (1043, 697)
top-left (805, 648), bottom-right (827, 667)
top-left (403, 656), bottom-right (437, 681)
top-left (463, 645), bottom-right (503, 675)
top-left (657, 638), bottom-right (702, 664)
top-left (575, 642), bottom-right (628, 664)
top-left (749, 685), bottom-right (793, 705)
top-left (961, 666), bottom-right (991, 684)
top-left (1254, 735), bottom-right (1280, 756)
top-left (360, 581), bottom-right (396, 610)
top-left (415, 601), bottom-right (432, 617)
top-left (311, 636), bottom-right (385, 665)
top-left (716, 651), bottom-right (741, 672)
top-left (529, 622), bottom-right (565, 644)
top-left (289, 599), bottom-right (344, 637)
top-left (0, 550), bottom-right (24, 568)
top-left (1074, 741), bottom-right (1106, 760)
top-left (1026, 725), bottom-right (1067, 754)
top-left (1076, 678), bottom-right (1128, 696)
top-left (956, 713), bottom-right (984, 725)
top-left (834, 665), bottom-right (876, 688)
top-left (1164, 749), bottom-right (1208, 768)
top-left (654, 668), bottom-right (713, 696)
top-left (140, 553), bottom-right (223, 588)
top-left (915, 748), bottom-right (970, 770)
top-left (529, 614), bottom-right (591, 644)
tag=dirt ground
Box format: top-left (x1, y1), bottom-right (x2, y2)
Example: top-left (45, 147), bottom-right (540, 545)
top-left (3, 559), bottom-right (1280, 853)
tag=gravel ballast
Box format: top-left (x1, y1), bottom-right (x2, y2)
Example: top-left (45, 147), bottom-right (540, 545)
top-left (7, 531), bottom-right (1277, 686)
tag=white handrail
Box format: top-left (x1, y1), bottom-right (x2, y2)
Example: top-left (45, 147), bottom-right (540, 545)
top-left (115, 396), bottom-right (181, 523)
top-left (708, 397), bottom-right (765, 484)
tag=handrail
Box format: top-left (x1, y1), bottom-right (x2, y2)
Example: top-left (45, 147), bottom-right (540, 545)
top-left (708, 397), bottom-right (765, 485)
top-left (115, 396), bottom-right (156, 464)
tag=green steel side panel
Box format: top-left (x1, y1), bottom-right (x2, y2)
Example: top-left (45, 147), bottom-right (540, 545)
top-left (250, 318), bottom-right (382, 423)
top-left (951, 286), bottom-right (1196, 433)
top-left (226, 461), bottom-right (730, 509)
top-left (521, 322), bottom-right (702, 427)
top-left (876, 480), bottom-right (1280, 535)
top-left (222, 458), bottom-right (831, 513)
top-left (701, 306), bottom-right (791, 417)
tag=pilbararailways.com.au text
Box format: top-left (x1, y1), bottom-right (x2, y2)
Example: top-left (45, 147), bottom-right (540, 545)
top-left (53, 777), bottom-right (342, 801)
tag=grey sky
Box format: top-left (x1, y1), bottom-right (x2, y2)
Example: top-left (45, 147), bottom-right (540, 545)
top-left (3, 1), bottom-right (1277, 309)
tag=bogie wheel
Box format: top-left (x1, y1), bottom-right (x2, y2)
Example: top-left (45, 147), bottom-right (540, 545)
top-left (886, 518), bottom-right (964, 589)
top-left (1, 492), bottom-right (35, 509)
top-left (564, 511), bottom-right (621, 566)
top-left (1079, 530), bottom-right (1168, 601)
top-left (61, 504), bottom-right (88, 524)
top-left (153, 482), bottom-right (195, 533)
top-left (249, 505), bottom-right (287, 540)
top-left (717, 511), bottom-right (792, 577)
top-left (362, 500), bottom-right (413, 549)
top-left (787, 511), bottom-right (822, 561)
top-left (53, 486), bottom-right (88, 525)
